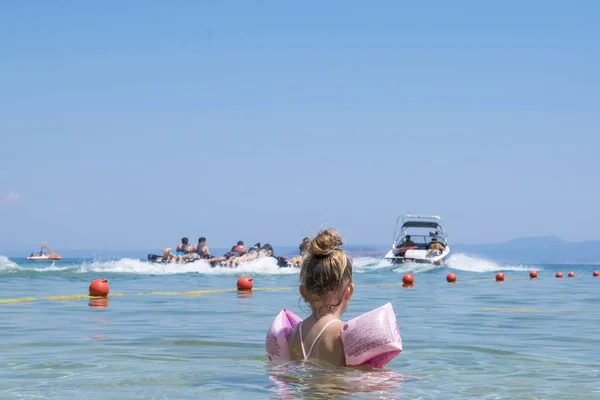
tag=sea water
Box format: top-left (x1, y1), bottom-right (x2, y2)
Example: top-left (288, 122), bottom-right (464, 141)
top-left (1, 253), bottom-right (599, 399)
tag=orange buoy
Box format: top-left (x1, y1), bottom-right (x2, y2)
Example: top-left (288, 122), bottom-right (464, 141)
top-left (593, 271), bottom-right (599, 277)
top-left (446, 273), bottom-right (457, 283)
top-left (402, 274), bottom-right (414, 285)
top-left (89, 279), bottom-right (110, 297)
top-left (568, 271), bottom-right (575, 277)
top-left (495, 272), bottom-right (505, 282)
top-left (237, 276), bottom-right (253, 291)
top-left (556, 272), bottom-right (563, 278)
top-left (529, 270), bottom-right (538, 279)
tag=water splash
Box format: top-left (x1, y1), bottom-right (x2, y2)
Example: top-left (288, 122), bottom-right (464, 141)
top-left (0, 256), bottom-right (19, 272)
top-left (352, 256), bottom-right (394, 273)
top-left (0, 253), bottom-right (537, 276)
top-left (0, 256), bottom-right (301, 276)
top-left (446, 253), bottom-right (534, 272)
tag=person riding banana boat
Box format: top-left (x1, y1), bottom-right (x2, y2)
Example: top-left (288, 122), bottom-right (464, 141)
top-left (226, 243), bottom-right (275, 268)
top-left (149, 237), bottom-right (304, 268)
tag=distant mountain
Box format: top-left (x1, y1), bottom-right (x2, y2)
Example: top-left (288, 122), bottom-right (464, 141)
top-left (452, 236), bottom-right (600, 264)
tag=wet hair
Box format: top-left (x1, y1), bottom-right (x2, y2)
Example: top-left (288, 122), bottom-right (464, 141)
top-left (198, 237), bottom-right (206, 243)
top-left (182, 237), bottom-right (189, 244)
top-left (300, 229), bottom-right (353, 315)
top-left (237, 240), bottom-right (244, 246)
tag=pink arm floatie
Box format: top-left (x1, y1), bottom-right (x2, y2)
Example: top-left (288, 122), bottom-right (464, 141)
top-left (265, 303), bottom-right (403, 368)
top-left (265, 308), bottom-right (303, 361)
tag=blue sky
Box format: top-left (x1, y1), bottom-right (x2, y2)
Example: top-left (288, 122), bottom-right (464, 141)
top-left (1, 1), bottom-right (599, 252)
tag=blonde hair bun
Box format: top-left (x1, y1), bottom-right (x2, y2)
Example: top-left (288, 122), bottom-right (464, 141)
top-left (308, 229), bottom-right (344, 257)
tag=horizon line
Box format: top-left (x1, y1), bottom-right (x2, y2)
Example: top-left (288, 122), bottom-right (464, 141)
top-left (3, 235), bottom-right (600, 255)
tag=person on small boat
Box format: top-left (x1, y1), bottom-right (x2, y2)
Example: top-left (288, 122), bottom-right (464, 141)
top-left (427, 237), bottom-right (445, 256)
top-left (395, 235), bottom-right (416, 256)
top-left (180, 237), bottom-right (211, 262)
top-left (397, 235), bottom-right (416, 248)
top-left (257, 243), bottom-right (291, 268)
top-left (162, 237), bottom-right (193, 263)
top-left (259, 243), bottom-right (275, 257)
top-left (290, 237), bottom-right (310, 267)
top-left (227, 243), bottom-right (280, 268)
top-left (226, 242), bottom-right (261, 267)
top-left (195, 237), bottom-right (210, 258)
top-left (207, 241), bottom-right (247, 266)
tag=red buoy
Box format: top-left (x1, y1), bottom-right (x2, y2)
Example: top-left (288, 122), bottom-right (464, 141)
top-left (556, 272), bottom-right (563, 278)
top-left (529, 270), bottom-right (538, 279)
top-left (495, 272), bottom-right (505, 282)
top-left (568, 271), bottom-right (575, 277)
top-left (402, 274), bottom-right (414, 285)
top-left (237, 276), bottom-right (253, 291)
top-left (594, 271), bottom-right (599, 277)
top-left (89, 279), bottom-right (110, 297)
top-left (446, 273), bottom-right (457, 283)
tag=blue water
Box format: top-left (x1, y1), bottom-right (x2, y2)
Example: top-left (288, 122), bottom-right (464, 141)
top-left (1, 253), bottom-right (599, 399)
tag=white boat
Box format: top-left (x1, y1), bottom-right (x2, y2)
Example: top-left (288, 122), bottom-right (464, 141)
top-left (383, 214), bottom-right (450, 265)
top-left (26, 242), bottom-right (62, 261)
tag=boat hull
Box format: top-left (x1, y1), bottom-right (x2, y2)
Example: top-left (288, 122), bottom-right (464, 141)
top-left (26, 256), bottom-right (61, 261)
top-left (384, 246), bottom-right (450, 266)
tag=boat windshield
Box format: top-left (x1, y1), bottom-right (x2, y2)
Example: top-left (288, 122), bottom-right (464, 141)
top-left (392, 215), bottom-right (448, 248)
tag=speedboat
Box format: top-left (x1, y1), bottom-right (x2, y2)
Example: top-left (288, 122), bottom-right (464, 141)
top-left (26, 243), bottom-right (62, 261)
top-left (383, 214), bottom-right (450, 265)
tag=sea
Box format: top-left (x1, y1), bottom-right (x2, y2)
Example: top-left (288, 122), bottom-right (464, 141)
top-left (1, 250), bottom-right (599, 399)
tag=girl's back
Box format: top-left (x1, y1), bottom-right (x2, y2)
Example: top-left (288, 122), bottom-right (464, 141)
top-left (290, 228), bottom-right (354, 367)
top-left (288, 316), bottom-right (346, 367)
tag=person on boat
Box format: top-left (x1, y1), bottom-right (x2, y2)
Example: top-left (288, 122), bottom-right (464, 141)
top-left (162, 237), bottom-right (193, 263)
top-left (395, 235), bottom-right (417, 256)
top-left (195, 237), bottom-right (210, 258)
top-left (427, 237), bottom-right (445, 254)
top-left (290, 237), bottom-right (310, 267)
top-left (207, 241), bottom-right (247, 266)
top-left (397, 235), bottom-right (416, 248)
top-left (226, 242), bottom-right (261, 267)
top-left (288, 229), bottom-right (354, 366)
top-left (180, 237), bottom-right (211, 262)
top-left (259, 243), bottom-right (275, 257)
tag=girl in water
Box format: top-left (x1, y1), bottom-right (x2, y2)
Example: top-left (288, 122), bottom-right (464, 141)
top-left (287, 229), bottom-right (354, 366)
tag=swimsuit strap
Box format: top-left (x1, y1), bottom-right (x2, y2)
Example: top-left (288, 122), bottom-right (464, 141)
top-left (299, 318), bottom-right (341, 361)
top-left (298, 321), bottom-right (307, 360)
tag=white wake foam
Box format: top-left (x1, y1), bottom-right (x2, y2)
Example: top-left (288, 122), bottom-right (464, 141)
top-left (352, 256), bottom-right (394, 273)
top-left (80, 257), bottom-right (300, 276)
top-left (0, 256), bottom-right (19, 272)
top-left (446, 253), bottom-right (534, 272)
top-left (0, 254), bottom-right (536, 276)
top-left (392, 263), bottom-right (441, 274)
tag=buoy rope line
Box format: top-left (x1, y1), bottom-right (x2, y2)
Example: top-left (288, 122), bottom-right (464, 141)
top-left (0, 274), bottom-right (594, 307)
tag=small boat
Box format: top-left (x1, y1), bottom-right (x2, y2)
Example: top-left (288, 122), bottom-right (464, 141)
top-left (383, 214), bottom-right (450, 265)
top-left (26, 243), bottom-right (62, 261)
